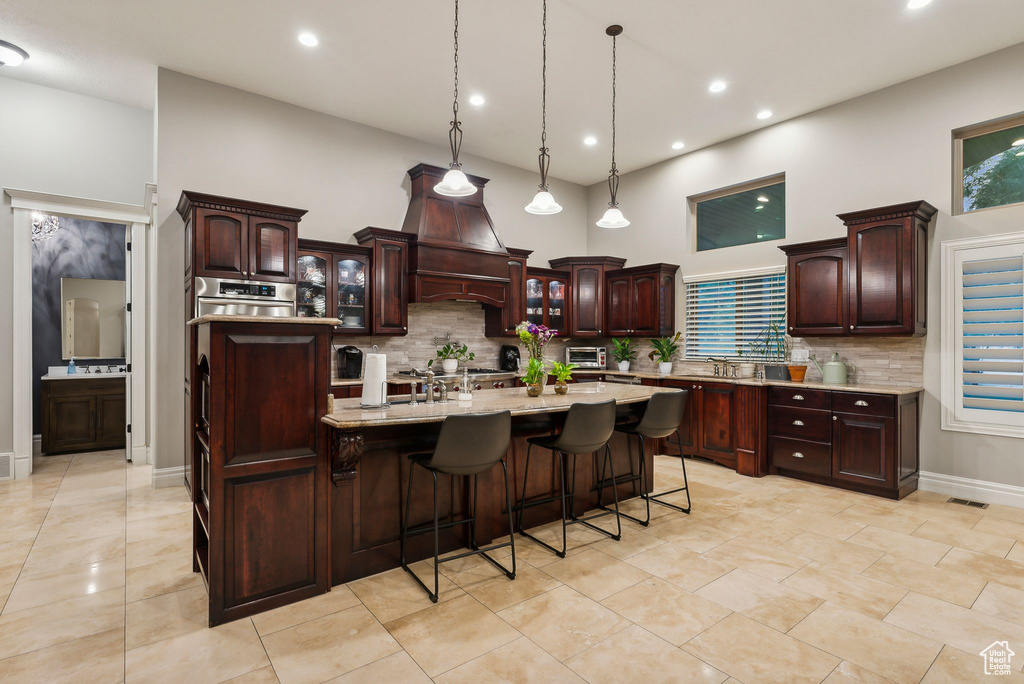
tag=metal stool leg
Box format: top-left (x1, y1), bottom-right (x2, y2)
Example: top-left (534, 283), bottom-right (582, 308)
top-left (517, 446), bottom-right (570, 558)
top-left (515, 443), bottom-right (533, 535)
top-left (501, 460), bottom-right (517, 578)
top-left (400, 462), bottom-right (415, 569)
top-left (642, 431), bottom-right (691, 515)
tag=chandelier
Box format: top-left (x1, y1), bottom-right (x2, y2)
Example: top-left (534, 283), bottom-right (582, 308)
top-left (31, 212), bottom-right (60, 242)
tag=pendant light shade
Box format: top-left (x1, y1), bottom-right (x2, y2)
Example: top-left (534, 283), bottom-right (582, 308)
top-left (435, 0), bottom-right (477, 197)
top-left (597, 25), bottom-right (628, 228)
top-left (524, 0), bottom-right (562, 215)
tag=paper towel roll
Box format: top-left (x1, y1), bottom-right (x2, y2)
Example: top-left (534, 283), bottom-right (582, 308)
top-left (362, 353), bottom-right (388, 407)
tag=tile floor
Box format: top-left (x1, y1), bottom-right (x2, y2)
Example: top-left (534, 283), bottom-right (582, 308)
top-left (2, 450), bottom-right (1024, 683)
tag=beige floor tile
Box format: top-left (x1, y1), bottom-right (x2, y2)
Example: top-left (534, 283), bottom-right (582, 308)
top-left (540, 548), bottom-right (650, 601)
top-left (125, 585), bottom-right (209, 649)
top-left (602, 575), bottom-right (730, 645)
top-left (349, 564), bottom-right (464, 624)
top-left (125, 617), bottom-right (270, 684)
top-left (567, 624), bottom-right (728, 684)
top-left (776, 489), bottom-right (855, 515)
top-left (126, 531), bottom-right (191, 569)
top-left (779, 531), bottom-right (885, 573)
top-left (687, 481), bottom-right (745, 500)
top-left (922, 644), bottom-right (1024, 683)
top-left (590, 526), bottom-right (668, 559)
top-left (225, 665), bottom-right (281, 683)
top-left (48, 483), bottom-right (126, 508)
top-left (784, 561), bottom-right (907, 619)
top-left (0, 539), bottom-right (34, 569)
top-left (912, 520), bottom-right (1015, 557)
top-left (434, 636), bottom-right (583, 684)
top-left (20, 533), bottom-right (125, 576)
top-left (384, 594), bottom-right (518, 677)
top-left (0, 626), bottom-right (124, 684)
top-left (454, 561), bottom-right (561, 612)
top-left (861, 553), bottom-right (987, 608)
top-left (1008, 542), bottom-right (1024, 563)
top-left (696, 567), bottom-right (822, 632)
top-left (252, 584), bottom-right (361, 636)
top-left (0, 587), bottom-right (124, 660)
top-left (971, 582), bottom-right (1024, 627)
top-left (625, 542), bottom-right (733, 591)
top-left (43, 496), bottom-right (125, 527)
top-left (126, 510), bottom-right (191, 543)
top-left (127, 489), bottom-right (191, 521)
top-left (894, 500), bottom-right (984, 527)
top-left (823, 661), bottom-right (893, 683)
top-left (262, 604), bottom-right (401, 684)
top-left (938, 547), bottom-right (1024, 591)
top-left (497, 585), bottom-right (630, 661)
top-left (973, 515), bottom-right (1024, 542)
top-left (702, 536), bottom-right (809, 582)
top-left (126, 554), bottom-right (204, 602)
top-left (31, 512), bottom-right (126, 548)
top-left (848, 525), bottom-right (951, 565)
top-left (646, 518), bottom-right (737, 552)
top-left (779, 508), bottom-right (868, 540)
top-left (884, 592), bottom-right (1024, 657)
top-left (983, 504), bottom-right (1024, 526)
top-left (790, 602), bottom-right (941, 684)
top-left (3, 555), bottom-right (125, 613)
top-left (710, 512), bottom-right (805, 545)
top-left (837, 505), bottom-right (926, 535)
top-left (326, 651), bottom-right (429, 683)
top-left (0, 517), bottom-right (46, 546)
top-left (683, 612), bottom-right (839, 684)
top-left (709, 494), bottom-right (799, 521)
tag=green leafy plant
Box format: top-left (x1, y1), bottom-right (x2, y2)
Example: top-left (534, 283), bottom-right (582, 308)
top-left (647, 333), bottom-right (682, 363)
top-left (611, 338), bottom-right (637, 364)
top-left (427, 343), bottom-right (475, 367)
top-left (549, 361), bottom-right (577, 383)
top-left (747, 320), bottom-right (789, 362)
top-left (520, 356), bottom-right (546, 386)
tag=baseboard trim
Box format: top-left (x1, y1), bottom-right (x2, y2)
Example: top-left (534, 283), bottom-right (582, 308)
top-left (14, 454), bottom-right (31, 480)
top-left (152, 465), bottom-right (185, 489)
top-left (32, 435), bottom-right (41, 456)
top-left (131, 444), bottom-right (149, 464)
top-left (918, 471), bottom-right (1024, 509)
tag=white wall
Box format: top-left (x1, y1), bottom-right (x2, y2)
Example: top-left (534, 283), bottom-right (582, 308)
top-left (0, 75), bottom-right (153, 455)
top-left (586, 42), bottom-right (1024, 488)
top-left (154, 69), bottom-right (589, 471)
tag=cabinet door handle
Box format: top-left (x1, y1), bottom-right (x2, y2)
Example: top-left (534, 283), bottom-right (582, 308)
top-left (792, 394), bottom-right (804, 401)
top-left (793, 452), bottom-right (805, 459)
top-left (789, 326), bottom-right (794, 331)
top-left (854, 400), bottom-right (868, 407)
top-left (833, 415), bottom-right (837, 421)
top-left (792, 420), bottom-right (804, 426)
top-left (698, 386), bottom-right (703, 390)
top-left (849, 325), bottom-right (854, 330)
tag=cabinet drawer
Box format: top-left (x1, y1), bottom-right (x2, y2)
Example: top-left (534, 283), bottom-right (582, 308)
top-left (768, 386), bottom-right (831, 410)
top-left (832, 391), bottom-right (894, 417)
top-left (770, 437), bottom-right (831, 477)
top-left (768, 405), bottom-right (832, 442)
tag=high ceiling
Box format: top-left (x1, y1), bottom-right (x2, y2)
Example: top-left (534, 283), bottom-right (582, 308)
top-left (3, 0), bottom-right (1024, 185)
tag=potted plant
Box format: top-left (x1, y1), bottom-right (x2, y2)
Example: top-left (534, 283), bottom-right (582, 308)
top-left (549, 361), bottom-right (577, 395)
top-left (748, 320), bottom-right (791, 381)
top-left (515, 322), bottom-right (557, 363)
top-left (427, 343), bottom-right (475, 374)
top-left (521, 357), bottom-right (547, 397)
top-left (611, 337), bottom-right (637, 372)
top-left (648, 332), bottom-right (682, 375)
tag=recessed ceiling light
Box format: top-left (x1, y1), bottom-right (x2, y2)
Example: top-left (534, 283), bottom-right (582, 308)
top-left (298, 32), bottom-right (318, 47)
top-left (756, 195), bottom-right (770, 203)
top-left (755, 205), bottom-right (764, 210)
top-left (0, 39), bottom-right (29, 67)
top-left (584, 136), bottom-right (597, 146)
top-left (907, 0), bottom-right (932, 8)
top-left (671, 141), bottom-right (685, 150)
top-left (1012, 138), bottom-right (1024, 147)
top-left (468, 94), bottom-right (485, 107)
top-left (757, 110), bottom-right (773, 120)
top-left (708, 80), bottom-right (727, 93)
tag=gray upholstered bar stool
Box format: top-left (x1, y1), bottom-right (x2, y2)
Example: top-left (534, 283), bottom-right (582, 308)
top-left (599, 389), bottom-right (691, 526)
top-left (515, 399), bottom-right (622, 558)
top-left (400, 410), bottom-right (516, 603)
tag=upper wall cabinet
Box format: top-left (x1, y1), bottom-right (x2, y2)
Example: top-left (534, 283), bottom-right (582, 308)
top-left (354, 227), bottom-right (411, 336)
top-left (605, 263), bottom-right (679, 338)
top-left (297, 239), bottom-right (372, 334)
top-left (780, 238), bottom-right (849, 337)
top-left (485, 248), bottom-right (532, 338)
top-left (178, 191), bottom-right (306, 285)
top-left (524, 268), bottom-right (571, 337)
top-left (549, 256), bottom-right (626, 338)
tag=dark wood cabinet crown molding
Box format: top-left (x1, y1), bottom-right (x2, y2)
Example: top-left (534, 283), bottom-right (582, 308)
top-left (778, 237), bottom-right (847, 256)
top-left (836, 200), bottom-right (937, 226)
top-left (176, 190), bottom-right (308, 223)
top-left (549, 256), bottom-right (627, 270)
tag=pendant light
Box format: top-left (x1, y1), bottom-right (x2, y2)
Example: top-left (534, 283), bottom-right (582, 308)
top-left (596, 25), bottom-right (630, 228)
top-left (525, 0), bottom-right (562, 215)
top-left (434, 0), bottom-right (477, 197)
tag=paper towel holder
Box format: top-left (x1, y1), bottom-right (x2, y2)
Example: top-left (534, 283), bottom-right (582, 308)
top-left (360, 345), bottom-right (391, 410)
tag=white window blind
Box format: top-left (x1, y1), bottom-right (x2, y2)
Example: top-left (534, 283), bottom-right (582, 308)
top-left (684, 268), bottom-right (786, 360)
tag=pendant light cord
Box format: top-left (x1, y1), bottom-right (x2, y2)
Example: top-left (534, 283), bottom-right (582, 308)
top-left (536, 0), bottom-right (551, 191)
top-left (447, 0), bottom-right (464, 169)
top-left (607, 29), bottom-right (619, 208)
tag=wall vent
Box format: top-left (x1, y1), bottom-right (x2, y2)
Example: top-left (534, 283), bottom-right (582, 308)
top-left (0, 453), bottom-right (11, 480)
top-left (947, 496), bottom-right (989, 509)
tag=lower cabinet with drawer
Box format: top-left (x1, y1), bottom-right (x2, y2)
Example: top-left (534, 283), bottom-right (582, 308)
top-left (768, 386), bottom-right (920, 499)
top-left (41, 377), bottom-right (126, 455)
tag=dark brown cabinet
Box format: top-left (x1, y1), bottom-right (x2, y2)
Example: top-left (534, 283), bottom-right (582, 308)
top-left (548, 256), bottom-right (626, 337)
top-left (355, 228), bottom-right (410, 336)
top-left (699, 382), bottom-right (737, 464)
top-left (605, 263), bottom-right (679, 338)
top-left (780, 238), bottom-right (849, 337)
top-left (297, 239), bottom-right (372, 334)
top-left (485, 248), bottom-right (532, 337)
top-left (41, 378), bottom-right (125, 455)
top-left (524, 268), bottom-right (570, 336)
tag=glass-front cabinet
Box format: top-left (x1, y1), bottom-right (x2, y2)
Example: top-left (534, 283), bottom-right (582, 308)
top-left (524, 268), bottom-right (569, 336)
top-left (297, 240), bottom-right (371, 334)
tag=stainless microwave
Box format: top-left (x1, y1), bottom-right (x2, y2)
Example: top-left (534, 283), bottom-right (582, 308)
top-left (565, 346), bottom-right (607, 369)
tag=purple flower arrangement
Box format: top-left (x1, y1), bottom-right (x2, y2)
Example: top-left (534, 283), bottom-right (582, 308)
top-left (515, 321), bottom-right (557, 360)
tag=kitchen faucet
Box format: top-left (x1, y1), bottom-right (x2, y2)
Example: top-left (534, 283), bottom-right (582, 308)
top-left (705, 357), bottom-right (737, 378)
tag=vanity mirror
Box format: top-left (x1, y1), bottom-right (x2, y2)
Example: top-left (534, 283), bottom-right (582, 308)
top-left (60, 277), bottom-right (125, 359)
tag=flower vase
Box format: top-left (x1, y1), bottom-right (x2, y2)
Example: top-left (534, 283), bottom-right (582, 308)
top-left (554, 380), bottom-right (569, 395)
top-left (526, 383), bottom-right (543, 397)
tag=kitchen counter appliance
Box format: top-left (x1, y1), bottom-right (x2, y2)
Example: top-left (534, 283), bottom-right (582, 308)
top-left (194, 276), bottom-right (296, 318)
top-left (566, 346), bottom-right (607, 369)
top-left (337, 346), bottom-right (363, 379)
top-left (499, 345), bottom-right (521, 372)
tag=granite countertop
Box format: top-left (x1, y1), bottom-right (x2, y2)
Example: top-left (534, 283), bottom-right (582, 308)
top-left (187, 314), bottom-right (343, 326)
top-left (331, 378), bottom-right (364, 387)
top-left (42, 373), bottom-right (127, 380)
top-left (572, 369), bottom-right (923, 396)
top-left (322, 383), bottom-right (669, 429)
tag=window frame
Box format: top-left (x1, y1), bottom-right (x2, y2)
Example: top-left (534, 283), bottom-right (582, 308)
top-left (940, 231), bottom-right (1024, 439)
top-left (689, 173), bottom-right (786, 252)
top-left (683, 265), bottom-right (787, 362)
top-left (953, 111), bottom-right (1024, 216)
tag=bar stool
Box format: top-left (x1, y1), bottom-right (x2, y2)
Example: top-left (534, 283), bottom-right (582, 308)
top-left (515, 399), bottom-right (621, 558)
top-left (400, 410), bottom-right (516, 603)
top-left (598, 389), bottom-right (691, 526)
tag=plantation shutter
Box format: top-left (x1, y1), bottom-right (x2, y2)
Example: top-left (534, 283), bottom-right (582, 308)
top-left (684, 268), bottom-right (786, 360)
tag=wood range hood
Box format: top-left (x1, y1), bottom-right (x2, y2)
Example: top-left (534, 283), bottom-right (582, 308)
top-left (400, 163), bottom-right (512, 307)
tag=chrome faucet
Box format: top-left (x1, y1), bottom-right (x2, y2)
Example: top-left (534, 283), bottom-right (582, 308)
top-left (705, 357), bottom-right (737, 378)
top-left (424, 371), bottom-right (435, 405)
top-left (436, 382), bottom-right (449, 404)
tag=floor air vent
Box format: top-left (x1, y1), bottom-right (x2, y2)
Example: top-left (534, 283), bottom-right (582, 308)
top-left (947, 497), bottom-right (989, 509)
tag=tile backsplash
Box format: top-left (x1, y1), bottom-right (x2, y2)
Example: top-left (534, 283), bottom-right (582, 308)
top-left (331, 301), bottom-right (925, 388)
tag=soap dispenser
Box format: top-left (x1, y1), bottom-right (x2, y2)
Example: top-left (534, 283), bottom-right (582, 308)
top-left (67, 357), bottom-right (77, 374)
top-left (458, 366), bottom-right (473, 402)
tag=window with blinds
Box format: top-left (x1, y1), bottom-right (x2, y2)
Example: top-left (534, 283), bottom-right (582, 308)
top-left (684, 268), bottom-right (786, 360)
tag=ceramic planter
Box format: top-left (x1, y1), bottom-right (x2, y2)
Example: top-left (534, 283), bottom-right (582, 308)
top-left (441, 359), bottom-right (459, 373)
top-left (787, 365), bottom-right (808, 383)
top-left (658, 362), bottom-right (673, 375)
top-left (617, 360), bottom-right (631, 372)
top-left (554, 380), bottom-right (569, 395)
top-left (526, 383), bottom-right (543, 397)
